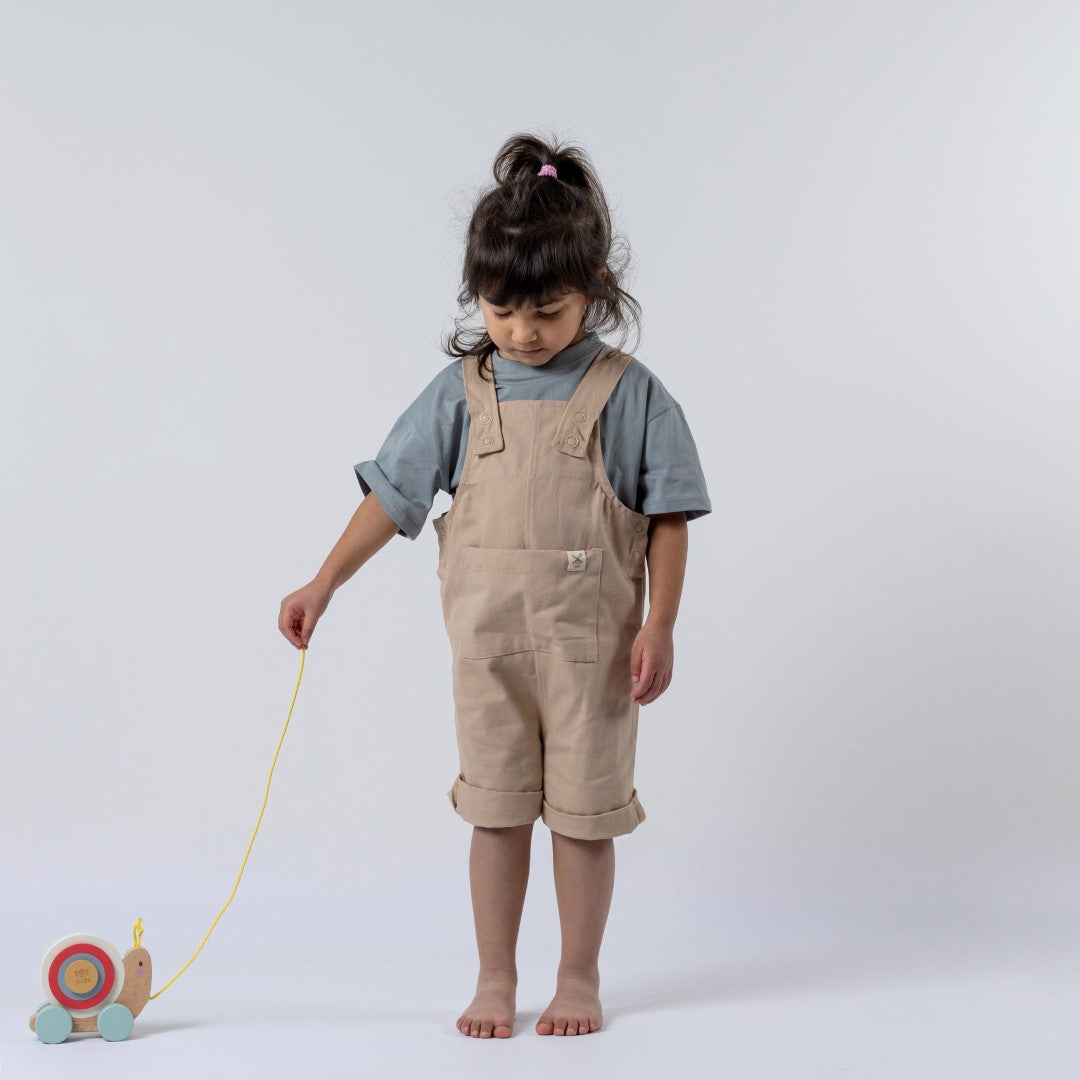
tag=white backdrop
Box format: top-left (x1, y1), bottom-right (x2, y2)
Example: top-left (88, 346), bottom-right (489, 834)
top-left (2, 2), bottom-right (1078, 1078)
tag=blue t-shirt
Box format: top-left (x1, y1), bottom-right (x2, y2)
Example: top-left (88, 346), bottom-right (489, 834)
top-left (355, 332), bottom-right (712, 539)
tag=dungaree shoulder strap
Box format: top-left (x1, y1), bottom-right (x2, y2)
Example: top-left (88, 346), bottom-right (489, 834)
top-left (552, 347), bottom-right (633, 459)
top-left (460, 353), bottom-right (505, 456)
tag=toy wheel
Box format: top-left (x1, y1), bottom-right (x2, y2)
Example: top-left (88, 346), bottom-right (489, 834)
top-left (41, 932), bottom-right (124, 1017)
top-left (98, 1002), bottom-right (134, 1042)
top-left (35, 1004), bottom-right (73, 1044)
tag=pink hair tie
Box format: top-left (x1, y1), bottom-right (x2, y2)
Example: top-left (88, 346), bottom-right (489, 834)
top-left (537, 164), bottom-right (558, 178)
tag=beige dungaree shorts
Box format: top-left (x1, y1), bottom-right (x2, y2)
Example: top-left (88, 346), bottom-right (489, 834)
top-left (433, 346), bottom-right (650, 840)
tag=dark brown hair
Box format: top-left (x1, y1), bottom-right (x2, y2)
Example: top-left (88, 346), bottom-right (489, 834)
top-left (442, 130), bottom-right (643, 380)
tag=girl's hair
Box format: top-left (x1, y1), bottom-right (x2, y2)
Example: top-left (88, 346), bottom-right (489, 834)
top-left (442, 130), bottom-right (642, 380)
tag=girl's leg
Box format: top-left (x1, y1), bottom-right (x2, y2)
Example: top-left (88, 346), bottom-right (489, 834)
top-left (456, 822), bottom-right (533, 1038)
top-left (536, 833), bottom-right (613, 1036)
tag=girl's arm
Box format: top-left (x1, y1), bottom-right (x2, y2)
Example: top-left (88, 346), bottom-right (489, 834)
top-left (279, 492), bottom-right (400, 648)
top-left (313, 491), bottom-right (401, 592)
top-left (644, 511), bottom-right (688, 630)
top-left (630, 511), bottom-right (688, 704)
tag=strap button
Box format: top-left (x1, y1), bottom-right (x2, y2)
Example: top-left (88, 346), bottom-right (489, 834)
top-left (565, 435), bottom-right (579, 448)
top-left (573, 410), bottom-right (587, 422)
top-left (482, 434), bottom-right (494, 446)
top-left (634, 521), bottom-right (646, 533)
top-left (480, 412), bottom-right (492, 424)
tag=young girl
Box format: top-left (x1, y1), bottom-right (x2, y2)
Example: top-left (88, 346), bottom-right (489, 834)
top-left (278, 132), bottom-right (711, 1039)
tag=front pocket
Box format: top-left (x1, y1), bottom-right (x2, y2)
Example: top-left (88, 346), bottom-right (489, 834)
top-left (445, 546), bottom-right (603, 662)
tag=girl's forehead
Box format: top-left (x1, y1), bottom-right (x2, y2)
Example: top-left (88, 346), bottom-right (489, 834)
top-left (481, 291), bottom-right (571, 309)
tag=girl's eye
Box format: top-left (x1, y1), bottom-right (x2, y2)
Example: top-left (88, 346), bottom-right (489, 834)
top-left (493, 311), bottom-right (561, 320)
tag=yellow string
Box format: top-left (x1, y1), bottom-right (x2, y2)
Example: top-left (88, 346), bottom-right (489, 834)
top-left (139, 645), bottom-right (306, 1002)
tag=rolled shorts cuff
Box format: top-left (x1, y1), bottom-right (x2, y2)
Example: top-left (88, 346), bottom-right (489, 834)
top-left (448, 774), bottom-right (543, 828)
top-left (541, 788), bottom-right (646, 840)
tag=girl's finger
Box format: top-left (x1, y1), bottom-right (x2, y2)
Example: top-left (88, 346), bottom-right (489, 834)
top-left (641, 670), bottom-right (671, 705)
top-left (630, 644), bottom-right (650, 685)
top-left (632, 670), bottom-right (658, 700)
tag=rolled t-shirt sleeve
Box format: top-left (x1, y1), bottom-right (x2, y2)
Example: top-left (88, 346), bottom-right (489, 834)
top-left (637, 403), bottom-right (712, 522)
top-left (354, 413), bottom-right (443, 540)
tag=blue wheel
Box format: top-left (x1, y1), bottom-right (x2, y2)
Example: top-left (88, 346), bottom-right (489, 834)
top-left (98, 1002), bottom-right (134, 1042)
top-left (35, 1004), bottom-right (73, 1044)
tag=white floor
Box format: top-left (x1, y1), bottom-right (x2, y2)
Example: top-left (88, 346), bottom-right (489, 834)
top-left (3, 842), bottom-right (1077, 1080)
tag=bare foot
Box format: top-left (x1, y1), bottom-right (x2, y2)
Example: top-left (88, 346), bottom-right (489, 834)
top-left (535, 969), bottom-right (602, 1035)
top-left (456, 969), bottom-right (517, 1038)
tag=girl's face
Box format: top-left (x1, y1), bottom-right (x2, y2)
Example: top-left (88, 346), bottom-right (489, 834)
top-left (479, 290), bottom-right (591, 366)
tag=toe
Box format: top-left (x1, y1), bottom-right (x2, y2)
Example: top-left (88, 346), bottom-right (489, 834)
top-left (470, 1019), bottom-right (481, 1037)
top-left (536, 1017), bottom-right (554, 1035)
top-left (494, 1021), bottom-right (513, 1038)
top-left (554, 1017), bottom-right (567, 1035)
top-left (480, 1020), bottom-right (493, 1038)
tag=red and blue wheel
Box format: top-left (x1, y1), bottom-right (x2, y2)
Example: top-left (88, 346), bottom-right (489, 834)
top-left (40, 933), bottom-right (124, 1018)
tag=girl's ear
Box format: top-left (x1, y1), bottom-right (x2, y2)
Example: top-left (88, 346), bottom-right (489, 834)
top-left (585, 267), bottom-right (609, 303)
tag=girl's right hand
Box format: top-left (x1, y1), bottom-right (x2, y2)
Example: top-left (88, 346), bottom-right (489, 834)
top-left (278, 579), bottom-right (334, 649)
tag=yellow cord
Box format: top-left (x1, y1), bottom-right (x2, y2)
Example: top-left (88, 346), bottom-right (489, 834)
top-left (138, 645), bottom-right (306, 1001)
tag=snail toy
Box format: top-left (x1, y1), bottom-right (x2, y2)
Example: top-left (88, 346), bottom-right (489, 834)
top-left (30, 925), bottom-right (152, 1043)
top-left (27, 648), bottom-right (308, 1045)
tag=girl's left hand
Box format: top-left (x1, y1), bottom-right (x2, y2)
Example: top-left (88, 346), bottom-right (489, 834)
top-left (629, 621), bottom-right (674, 704)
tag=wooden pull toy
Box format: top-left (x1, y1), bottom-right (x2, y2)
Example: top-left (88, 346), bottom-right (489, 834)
top-left (30, 924), bottom-right (152, 1043)
top-left (28, 647), bottom-right (307, 1044)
